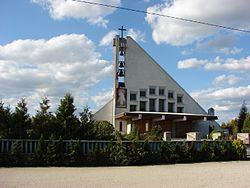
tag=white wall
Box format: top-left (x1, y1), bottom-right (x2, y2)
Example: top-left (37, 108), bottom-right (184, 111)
top-left (94, 99), bottom-right (113, 124)
top-left (115, 36), bottom-right (207, 115)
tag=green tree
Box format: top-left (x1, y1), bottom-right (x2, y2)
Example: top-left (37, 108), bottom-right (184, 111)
top-left (221, 118), bottom-right (238, 136)
top-left (93, 121), bottom-right (114, 140)
top-left (11, 99), bottom-right (30, 138)
top-left (238, 100), bottom-right (247, 132)
top-left (79, 106), bottom-right (95, 139)
top-left (145, 125), bottom-right (163, 140)
top-left (0, 101), bottom-right (12, 138)
top-left (35, 134), bottom-right (46, 164)
top-left (242, 113), bottom-right (250, 133)
top-left (46, 134), bottom-right (57, 165)
top-left (56, 94), bottom-right (79, 139)
top-left (31, 97), bottom-right (57, 139)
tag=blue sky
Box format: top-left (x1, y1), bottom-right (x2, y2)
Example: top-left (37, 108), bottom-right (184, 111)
top-left (1, 0), bottom-right (250, 123)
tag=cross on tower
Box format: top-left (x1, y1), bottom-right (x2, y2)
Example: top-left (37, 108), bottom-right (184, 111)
top-left (118, 26), bottom-right (126, 38)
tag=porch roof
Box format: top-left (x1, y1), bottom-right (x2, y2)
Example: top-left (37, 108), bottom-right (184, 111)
top-left (115, 111), bottom-right (218, 121)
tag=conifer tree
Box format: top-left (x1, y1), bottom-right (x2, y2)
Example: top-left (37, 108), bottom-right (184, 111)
top-left (242, 113), bottom-right (250, 133)
top-left (238, 101), bottom-right (248, 132)
top-left (12, 99), bottom-right (30, 138)
top-left (56, 93), bottom-right (79, 139)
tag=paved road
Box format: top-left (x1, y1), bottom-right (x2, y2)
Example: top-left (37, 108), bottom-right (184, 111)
top-left (1, 161), bottom-right (250, 188)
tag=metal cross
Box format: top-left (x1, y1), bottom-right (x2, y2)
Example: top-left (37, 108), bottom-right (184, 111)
top-left (118, 26), bottom-right (126, 38)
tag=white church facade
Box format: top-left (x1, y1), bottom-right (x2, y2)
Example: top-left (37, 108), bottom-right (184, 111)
top-left (94, 29), bottom-right (221, 138)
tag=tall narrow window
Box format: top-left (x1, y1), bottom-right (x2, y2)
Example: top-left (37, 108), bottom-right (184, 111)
top-left (140, 101), bottom-right (146, 111)
top-left (130, 93), bottom-right (136, 101)
top-left (149, 99), bottom-right (156, 112)
top-left (119, 122), bottom-right (123, 131)
top-left (168, 91), bottom-right (174, 99)
top-left (168, 102), bottom-right (174, 112)
top-left (177, 95), bottom-right (183, 103)
top-left (159, 99), bottom-right (165, 112)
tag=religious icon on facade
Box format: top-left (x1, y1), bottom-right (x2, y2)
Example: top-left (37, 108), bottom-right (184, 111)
top-left (116, 88), bottom-right (127, 108)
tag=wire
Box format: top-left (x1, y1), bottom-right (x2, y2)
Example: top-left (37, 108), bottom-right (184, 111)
top-left (72, 0), bottom-right (250, 34)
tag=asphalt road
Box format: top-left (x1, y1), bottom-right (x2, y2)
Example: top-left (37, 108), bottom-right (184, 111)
top-left (1, 161), bottom-right (250, 188)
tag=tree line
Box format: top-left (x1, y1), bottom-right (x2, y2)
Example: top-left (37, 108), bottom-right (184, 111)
top-left (221, 101), bottom-right (250, 136)
top-left (0, 93), bottom-right (114, 140)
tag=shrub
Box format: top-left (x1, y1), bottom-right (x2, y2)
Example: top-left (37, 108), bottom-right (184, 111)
top-left (9, 141), bottom-right (22, 166)
top-left (232, 140), bottom-right (246, 160)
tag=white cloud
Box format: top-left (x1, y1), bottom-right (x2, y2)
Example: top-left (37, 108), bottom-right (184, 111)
top-left (213, 74), bottom-right (242, 86)
top-left (99, 31), bottom-right (118, 46)
top-left (127, 28), bottom-right (146, 43)
top-left (31, 0), bottom-right (121, 27)
top-left (0, 34), bottom-right (113, 114)
top-left (177, 58), bottom-right (208, 69)
top-left (145, 0), bottom-right (250, 46)
top-left (99, 28), bottom-right (146, 46)
top-left (190, 86), bottom-right (250, 122)
top-left (177, 56), bottom-right (250, 72)
top-left (91, 89), bottom-right (113, 108)
top-left (196, 35), bottom-right (243, 55)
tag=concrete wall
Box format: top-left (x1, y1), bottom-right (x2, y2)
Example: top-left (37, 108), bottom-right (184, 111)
top-left (94, 99), bottom-right (113, 124)
top-left (115, 36), bottom-right (207, 115)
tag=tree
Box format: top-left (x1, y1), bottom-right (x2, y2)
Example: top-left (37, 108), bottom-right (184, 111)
top-left (238, 100), bottom-right (247, 132)
top-left (11, 99), bottom-right (30, 138)
top-left (35, 134), bottom-right (46, 164)
top-left (242, 113), bottom-right (250, 133)
top-left (92, 121), bottom-right (114, 140)
top-left (221, 118), bottom-right (238, 135)
top-left (0, 101), bottom-right (12, 138)
top-left (46, 134), bottom-right (57, 165)
top-left (56, 93), bottom-right (79, 139)
top-left (32, 97), bottom-right (57, 139)
top-left (79, 106), bottom-right (95, 139)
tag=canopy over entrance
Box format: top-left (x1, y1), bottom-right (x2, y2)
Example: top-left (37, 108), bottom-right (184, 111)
top-left (115, 111), bottom-right (218, 121)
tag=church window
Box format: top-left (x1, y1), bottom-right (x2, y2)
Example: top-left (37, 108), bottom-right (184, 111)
top-left (119, 122), bottom-right (123, 131)
top-left (149, 87), bottom-right (156, 95)
top-left (149, 99), bottom-right (156, 112)
top-left (140, 101), bottom-right (146, 111)
top-left (140, 90), bottom-right (146, 97)
top-left (159, 88), bottom-right (165, 96)
top-left (159, 99), bottom-right (165, 112)
top-left (130, 93), bottom-right (137, 101)
top-left (177, 107), bottom-right (184, 113)
top-left (177, 95), bottom-right (183, 103)
top-left (130, 105), bottom-right (137, 111)
top-left (168, 102), bottom-right (174, 112)
top-left (168, 91), bottom-right (174, 99)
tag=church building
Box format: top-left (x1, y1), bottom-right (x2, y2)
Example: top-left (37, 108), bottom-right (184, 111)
top-left (94, 27), bottom-right (221, 138)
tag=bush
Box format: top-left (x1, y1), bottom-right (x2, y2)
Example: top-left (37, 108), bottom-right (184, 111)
top-left (232, 140), bottom-right (246, 160)
top-left (8, 141), bottom-right (22, 166)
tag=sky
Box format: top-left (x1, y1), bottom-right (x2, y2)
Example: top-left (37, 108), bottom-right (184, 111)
top-left (1, 0), bottom-right (250, 123)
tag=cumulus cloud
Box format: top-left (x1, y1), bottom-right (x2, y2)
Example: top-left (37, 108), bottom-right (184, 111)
top-left (99, 28), bottom-right (145, 46)
top-left (0, 34), bottom-right (113, 114)
top-left (191, 86), bottom-right (250, 122)
top-left (213, 74), bottom-right (242, 86)
top-left (177, 56), bottom-right (250, 72)
top-left (177, 58), bottom-right (208, 69)
top-left (145, 0), bottom-right (250, 46)
top-left (91, 89), bottom-right (113, 108)
top-left (196, 35), bottom-right (242, 55)
top-left (31, 0), bottom-right (121, 27)
top-left (99, 31), bottom-right (118, 46)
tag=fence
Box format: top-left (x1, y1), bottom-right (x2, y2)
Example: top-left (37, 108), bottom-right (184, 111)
top-left (0, 139), bottom-right (232, 155)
